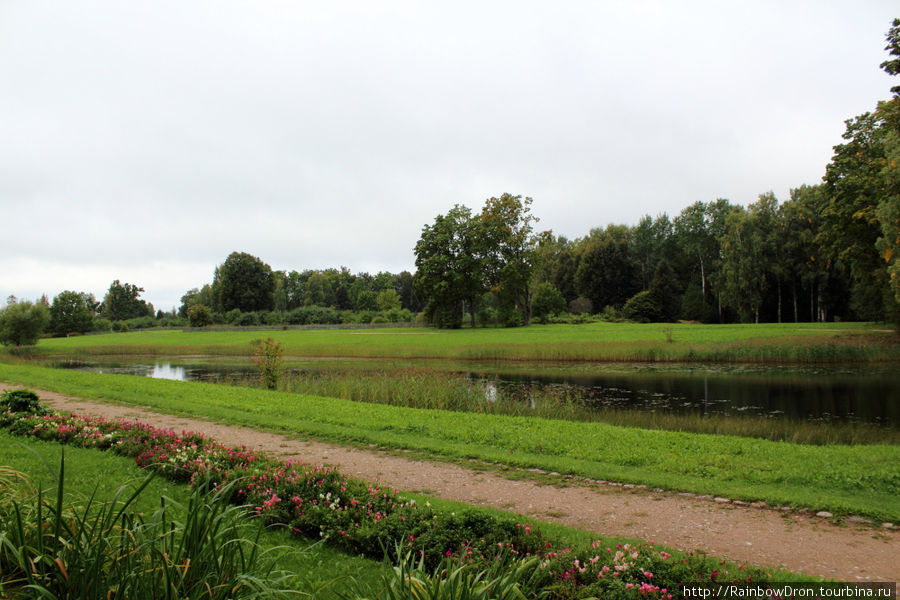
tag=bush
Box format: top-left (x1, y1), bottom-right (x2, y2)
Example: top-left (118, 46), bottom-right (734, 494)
top-left (0, 389), bottom-right (48, 415)
top-left (263, 310), bottom-right (287, 325)
top-left (122, 315), bottom-right (157, 330)
top-left (476, 306), bottom-right (497, 327)
top-left (287, 306), bottom-right (342, 325)
top-left (91, 317), bottom-right (112, 332)
top-left (622, 290), bottom-right (663, 323)
top-left (187, 304), bottom-right (214, 327)
top-left (531, 283), bottom-right (566, 321)
top-left (567, 297), bottom-right (592, 315)
top-left (0, 300), bottom-right (50, 346)
top-left (385, 308), bottom-right (414, 323)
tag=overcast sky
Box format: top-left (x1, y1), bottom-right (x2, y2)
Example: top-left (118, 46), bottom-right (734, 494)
top-left (1, 1), bottom-right (897, 312)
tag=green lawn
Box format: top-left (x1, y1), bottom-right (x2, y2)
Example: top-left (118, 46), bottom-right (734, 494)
top-left (27, 321), bottom-right (896, 363)
top-left (2, 363), bottom-right (897, 521)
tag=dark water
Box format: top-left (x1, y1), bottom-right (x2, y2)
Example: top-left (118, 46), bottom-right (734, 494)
top-left (53, 358), bottom-right (899, 426)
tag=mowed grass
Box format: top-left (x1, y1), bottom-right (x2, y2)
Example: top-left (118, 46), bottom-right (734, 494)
top-left (1, 364), bottom-right (897, 521)
top-left (28, 321), bottom-right (898, 363)
top-left (0, 429), bottom-right (390, 598)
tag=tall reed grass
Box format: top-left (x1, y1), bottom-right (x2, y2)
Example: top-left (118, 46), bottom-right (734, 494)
top-left (273, 368), bottom-right (896, 445)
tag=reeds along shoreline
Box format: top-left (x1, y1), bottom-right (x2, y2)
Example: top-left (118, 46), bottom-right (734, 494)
top-left (263, 368), bottom-right (897, 446)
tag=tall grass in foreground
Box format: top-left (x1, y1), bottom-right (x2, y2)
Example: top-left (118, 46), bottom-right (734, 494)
top-left (343, 548), bottom-right (551, 600)
top-left (275, 368), bottom-right (897, 445)
top-left (0, 454), bottom-right (295, 599)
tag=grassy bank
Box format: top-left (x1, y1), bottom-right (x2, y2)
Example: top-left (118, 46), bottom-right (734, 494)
top-left (273, 367), bottom-right (899, 445)
top-left (1, 364), bottom-right (897, 521)
top-left (24, 321), bottom-right (899, 363)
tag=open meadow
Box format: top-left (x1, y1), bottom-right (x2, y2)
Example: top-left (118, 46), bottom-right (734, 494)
top-left (27, 321), bottom-right (899, 363)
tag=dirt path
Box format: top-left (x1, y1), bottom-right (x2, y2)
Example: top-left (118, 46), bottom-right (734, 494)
top-left (2, 384), bottom-right (896, 582)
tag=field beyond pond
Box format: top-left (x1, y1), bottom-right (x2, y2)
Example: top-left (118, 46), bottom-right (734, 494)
top-left (28, 321), bottom-right (900, 363)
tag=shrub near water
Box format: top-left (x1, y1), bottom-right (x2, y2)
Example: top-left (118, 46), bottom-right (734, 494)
top-left (0, 402), bottom-right (774, 599)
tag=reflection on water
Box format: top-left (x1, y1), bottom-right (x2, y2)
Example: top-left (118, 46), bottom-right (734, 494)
top-left (151, 364), bottom-right (186, 381)
top-left (55, 358), bottom-right (899, 426)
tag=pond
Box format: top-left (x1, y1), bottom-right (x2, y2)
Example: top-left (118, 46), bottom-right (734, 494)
top-left (50, 357), bottom-right (900, 427)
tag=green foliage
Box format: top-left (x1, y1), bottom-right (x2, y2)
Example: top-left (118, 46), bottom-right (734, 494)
top-left (0, 299), bottom-right (50, 346)
top-left (531, 283), bottom-right (566, 321)
top-left (187, 303), bottom-right (214, 327)
top-left (881, 18), bottom-right (900, 96)
top-left (820, 110), bottom-right (893, 321)
top-left (479, 194), bottom-right (544, 325)
top-left (0, 388), bottom-right (48, 415)
top-left (91, 317), bottom-right (112, 332)
top-left (101, 280), bottom-right (151, 321)
top-left (351, 549), bottom-right (550, 600)
top-left (415, 195), bottom-right (544, 328)
top-left (567, 297), bottom-right (592, 315)
top-left (622, 290), bottom-right (662, 323)
top-left (253, 337), bottom-right (284, 390)
top-left (376, 289), bottom-right (402, 312)
top-left (288, 305), bottom-right (342, 325)
top-left (213, 251), bottom-right (276, 313)
top-left (0, 454), bottom-right (292, 599)
top-left (356, 289), bottom-right (379, 311)
top-left (414, 205), bottom-right (483, 328)
top-left (49, 291), bottom-right (96, 336)
top-left (179, 285), bottom-right (214, 318)
top-left (648, 258), bottom-right (681, 321)
top-left (574, 236), bottom-right (635, 311)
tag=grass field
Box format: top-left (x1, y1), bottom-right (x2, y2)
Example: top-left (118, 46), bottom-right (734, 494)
top-left (2, 364), bottom-right (897, 521)
top-left (24, 321), bottom-right (899, 363)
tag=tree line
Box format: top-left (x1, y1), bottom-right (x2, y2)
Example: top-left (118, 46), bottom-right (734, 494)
top-left (413, 20), bottom-right (900, 328)
top-left (178, 253), bottom-right (422, 327)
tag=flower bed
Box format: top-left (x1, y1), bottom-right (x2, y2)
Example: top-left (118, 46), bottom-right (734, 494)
top-left (0, 399), bottom-right (773, 599)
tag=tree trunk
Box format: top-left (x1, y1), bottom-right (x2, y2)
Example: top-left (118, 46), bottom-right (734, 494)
top-left (777, 281), bottom-right (782, 324)
top-left (793, 284), bottom-right (798, 323)
top-left (810, 285), bottom-right (815, 323)
top-left (699, 253), bottom-right (706, 297)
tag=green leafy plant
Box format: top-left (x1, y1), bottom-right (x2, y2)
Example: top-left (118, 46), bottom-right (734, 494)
top-left (252, 337), bottom-right (284, 390)
top-left (345, 547), bottom-right (551, 600)
top-left (0, 388), bottom-right (48, 415)
top-left (0, 452), bottom-right (295, 599)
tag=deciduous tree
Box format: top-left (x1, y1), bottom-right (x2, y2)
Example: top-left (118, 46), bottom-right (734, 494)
top-left (212, 252), bottom-right (275, 313)
top-left (101, 280), bottom-right (151, 321)
top-left (0, 300), bottom-right (49, 346)
top-left (49, 291), bottom-right (96, 336)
